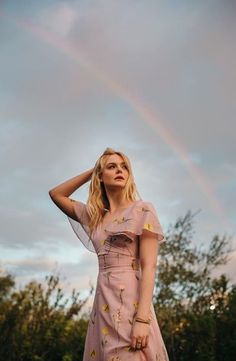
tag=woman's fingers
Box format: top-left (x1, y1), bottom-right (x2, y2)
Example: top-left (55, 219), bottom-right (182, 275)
top-left (131, 335), bottom-right (149, 349)
top-left (131, 336), bottom-right (137, 349)
top-left (136, 338), bottom-right (142, 348)
top-left (141, 336), bottom-right (147, 348)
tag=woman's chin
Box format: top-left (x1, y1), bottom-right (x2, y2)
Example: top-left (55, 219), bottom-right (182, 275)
top-left (107, 182), bottom-right (126, 189)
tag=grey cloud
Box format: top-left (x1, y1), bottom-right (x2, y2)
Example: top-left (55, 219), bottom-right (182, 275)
top-left (2, 252), bottom-right (98, 291)
top-left (0, 0), bottom-right (235, 290)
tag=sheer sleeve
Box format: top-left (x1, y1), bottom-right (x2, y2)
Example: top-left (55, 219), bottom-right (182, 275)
top-left (104, 201), bottom-right (166, 244)
top-left (137, 201), bottom-right (166, 243)
top-left (67, 200), bottom-right (96, 253)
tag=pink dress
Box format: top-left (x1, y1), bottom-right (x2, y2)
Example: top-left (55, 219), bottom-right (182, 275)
top-left (68, 199), bottom-right (169, 361)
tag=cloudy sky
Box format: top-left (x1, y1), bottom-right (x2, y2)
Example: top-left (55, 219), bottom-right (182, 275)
top-left (0, 0), bottom-right (235, 313)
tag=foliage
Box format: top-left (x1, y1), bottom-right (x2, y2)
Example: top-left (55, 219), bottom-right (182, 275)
top-left (154, 209), bottom-right (235, 361)
top-left (0, 209), bottom-right (235, 360)
top-left (0, 273), bottom-right (93, 361)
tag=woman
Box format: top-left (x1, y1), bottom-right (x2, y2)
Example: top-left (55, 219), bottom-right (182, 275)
top-left (49, 147), bottom-right (169, 361)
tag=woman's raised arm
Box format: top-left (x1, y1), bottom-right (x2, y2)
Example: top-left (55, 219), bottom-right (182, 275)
top-left (48, 168), bottom-right (94, 220)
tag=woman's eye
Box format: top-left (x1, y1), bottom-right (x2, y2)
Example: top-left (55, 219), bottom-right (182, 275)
top-left (108, 164), bottom-right (127, 169)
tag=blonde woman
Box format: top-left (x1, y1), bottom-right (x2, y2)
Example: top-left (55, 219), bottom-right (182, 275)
top-left (49, 147), bottom-right (169, 361)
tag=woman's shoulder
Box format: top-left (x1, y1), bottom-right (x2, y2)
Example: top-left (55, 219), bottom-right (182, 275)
top-left (126, 199), bottom-right (157, 218)
top-left (133, 199), bottom-right (156, 210)
top-left (105, 199), bottom-right (165, 243)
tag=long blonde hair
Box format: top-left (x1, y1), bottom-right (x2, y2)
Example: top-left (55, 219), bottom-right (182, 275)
top-left (86, 147), bottom-right (140, 234)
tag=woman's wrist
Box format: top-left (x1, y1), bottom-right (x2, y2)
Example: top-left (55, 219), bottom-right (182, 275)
top-left (49, 168), bottom-right (94, 197)
top-left (134, 314), bottom-right (151, 324)
top-left (136, 310), bottom-right (151, 320)
top-left (86, 168), bottom-right (94, 180)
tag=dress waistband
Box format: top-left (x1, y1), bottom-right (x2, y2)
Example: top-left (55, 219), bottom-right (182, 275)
top-left (98, 253), bottom-right (140, 271)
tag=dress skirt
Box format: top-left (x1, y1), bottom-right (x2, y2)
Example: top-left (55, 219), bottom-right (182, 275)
top-left (82, 253), bottom-right (169, 361)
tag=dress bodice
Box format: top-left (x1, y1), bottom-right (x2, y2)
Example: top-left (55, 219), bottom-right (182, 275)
top-left (67, 199), bottom-right (166, 256)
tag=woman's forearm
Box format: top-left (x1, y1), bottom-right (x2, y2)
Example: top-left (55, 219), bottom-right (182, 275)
top-left (49, 168), bottom-right (94, 198)
top-left (136, 266), bottom-right (156, 319)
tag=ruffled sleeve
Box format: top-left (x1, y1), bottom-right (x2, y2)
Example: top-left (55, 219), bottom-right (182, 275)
top-left (104, 201), bottom-right (166, 244)
top-left (137, 201), bottom-right (166, 243)
top-left (67, 200), bottom-right (96, 253)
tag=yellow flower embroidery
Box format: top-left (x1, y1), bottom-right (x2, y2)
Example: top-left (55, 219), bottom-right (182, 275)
top-left (144, 223), bottom-right (153, 231)
top-left (114, 216), bottom-right (132, 224)
top-left (137, 206), bottom-right (150, 213)
top-left (103, 303), bottom-right (110, 312)
top-left (90, 349), bottom-right (96, 358)
top-left (102, 326), bottom-right (109, 335)
top-left (124, 345), bottom-right (135, 352)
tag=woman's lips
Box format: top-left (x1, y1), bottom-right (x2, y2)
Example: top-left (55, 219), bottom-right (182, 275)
top-left (114, 176), bottom-right (124, 180)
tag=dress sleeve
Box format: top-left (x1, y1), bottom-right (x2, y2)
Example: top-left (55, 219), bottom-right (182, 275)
top-left (137, 201), bottom-right (166, 243)
top-left (67, 200), bottom-right (96, 253)
top-left (104, 201), bottom-right (166, 244)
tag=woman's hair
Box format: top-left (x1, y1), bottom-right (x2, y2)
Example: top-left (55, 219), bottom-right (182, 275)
top-left (86, 147), bottom-right (139, 234)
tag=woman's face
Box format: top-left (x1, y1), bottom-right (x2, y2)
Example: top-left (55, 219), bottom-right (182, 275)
top-left (100, 154), bottom-right (130, 188)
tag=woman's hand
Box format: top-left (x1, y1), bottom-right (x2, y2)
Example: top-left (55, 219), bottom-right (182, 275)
top-left (130, 321), bottom-right (150, 350)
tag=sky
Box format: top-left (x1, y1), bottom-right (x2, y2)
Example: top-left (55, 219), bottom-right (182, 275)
top-left (0, 0), bottom-right (235, 314)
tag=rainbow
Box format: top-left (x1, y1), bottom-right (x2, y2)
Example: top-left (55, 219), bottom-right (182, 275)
top-left (0, 10), bottom-right (225, 219)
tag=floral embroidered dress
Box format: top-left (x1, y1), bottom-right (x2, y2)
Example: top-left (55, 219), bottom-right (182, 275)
top-left (67, 199), bottom-right (169, 361)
